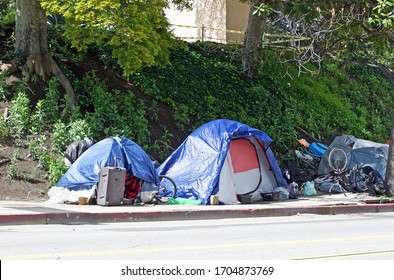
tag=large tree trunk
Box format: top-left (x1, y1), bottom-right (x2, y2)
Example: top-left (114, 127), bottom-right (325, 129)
top-left (15, 0), bottom-right (76, 115)
top-left (242, 0), bottom-right (266, 77)
top-left (385, 110), bottom-right (394, 197)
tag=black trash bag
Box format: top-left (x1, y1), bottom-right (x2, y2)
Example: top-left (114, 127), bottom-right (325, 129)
top-left (363, 166), bottom-right (386, 196)
top-left (64, 138), bottom-right (96, 168)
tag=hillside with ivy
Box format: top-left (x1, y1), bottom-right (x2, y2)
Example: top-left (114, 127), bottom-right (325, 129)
top-left (130, 42), bottom-right (393, 154)
top-left (0, 25), bottom-right (393, 187)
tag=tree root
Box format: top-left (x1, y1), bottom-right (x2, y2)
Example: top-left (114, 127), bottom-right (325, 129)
top-left (25, 53), bottom-right (77, 118)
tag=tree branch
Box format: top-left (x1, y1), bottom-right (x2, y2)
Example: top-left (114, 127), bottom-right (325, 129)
top-left (326, 53), bottom-right (394, 85)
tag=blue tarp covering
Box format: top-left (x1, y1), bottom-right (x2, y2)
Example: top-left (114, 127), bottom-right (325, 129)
top-left (157, 119), bottom-right (287, 204)
top-left (56, 136), bottom-right (160, 190)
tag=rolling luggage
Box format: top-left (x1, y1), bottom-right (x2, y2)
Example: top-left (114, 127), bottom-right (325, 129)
top-left (97, 158), bottom-right (126, 206)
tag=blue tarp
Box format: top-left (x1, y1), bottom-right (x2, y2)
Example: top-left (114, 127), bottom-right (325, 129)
top-left (157, 119), bottom-right (287, 204)
top-left (56, 136), bottom-right (160, 190)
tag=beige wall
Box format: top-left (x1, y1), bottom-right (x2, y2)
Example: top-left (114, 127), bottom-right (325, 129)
top-left (226, 0), bottom-right (249, 43)
top-left (165, 0), bottom-right (249, 44)
top-left (195, 0), bottom-right (226, 43)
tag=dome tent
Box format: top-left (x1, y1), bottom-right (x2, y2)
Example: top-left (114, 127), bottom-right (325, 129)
top-left (56, 136), bottom-right (160, 189)
top-left (157, 119), bottom-right (288, 205)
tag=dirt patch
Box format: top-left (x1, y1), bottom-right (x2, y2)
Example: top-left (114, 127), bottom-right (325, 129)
top-left (0, 137), bottom-right (50, 202)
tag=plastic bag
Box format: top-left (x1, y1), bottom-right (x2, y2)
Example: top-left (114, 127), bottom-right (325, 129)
top-left (303, 181), bottom-right (317, 196)
top-left (272, 187), bottom-right (290, 201)
top-left (168, 198), bottom-right (202, 205)
top-left (46, 186), bottom-right (95, 204)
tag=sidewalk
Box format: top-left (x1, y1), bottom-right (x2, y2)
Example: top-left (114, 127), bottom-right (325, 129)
top-left (1, 193), bottom-right (393, 226)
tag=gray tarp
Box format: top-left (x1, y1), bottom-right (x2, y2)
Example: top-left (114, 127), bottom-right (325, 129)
top-left (318, 135), bottom-right (388, 179)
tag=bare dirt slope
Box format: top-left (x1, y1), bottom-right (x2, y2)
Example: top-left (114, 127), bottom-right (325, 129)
top-left (0, 133), bottom-right (49, 202)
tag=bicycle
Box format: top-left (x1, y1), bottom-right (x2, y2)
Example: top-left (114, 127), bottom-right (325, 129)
top-left (328, 147), bottom-right (372, 192)
top-left (158, 175), bottom-right (177, 198)
top-left (328, 147), bottom-right (348, 173)
top-left (148, 175), bottom-right (178, 204)
top-left (316, 147), bottom-right (369, 194)
top-left (312, 147), bottom-right (350, 194)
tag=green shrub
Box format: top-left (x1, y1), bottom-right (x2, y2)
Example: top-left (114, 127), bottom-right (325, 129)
top-left (30, 100), bottom-right (47, 134)
top-left (48, 156), bottom-right (67, 186)
top-left (172, 103), bottom-right (190, 131)
top-left (80, 71), bottom-right (150, 145)
top-left (51, 121), bottom-right (69, 153)
top-left (7, 91), bottom-right (31, 143)
top-left (69, 119), bottom-right (93, 143)
top-left (7, 148), bottom-right (19, 180)
top-left (51, 119), bottom-right (93, 154)
top-left (7, 158), bottom-right (18, 180)
top-left (27, 135), bottom-right (49, 162)
top-left (26, 135), bottom-right (52, 171)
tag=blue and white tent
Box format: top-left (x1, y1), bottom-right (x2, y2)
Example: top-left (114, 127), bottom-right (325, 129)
top-left (158, 119), bottom-right (288, 204)
top-left (56, 136), bottom-right (160, 190)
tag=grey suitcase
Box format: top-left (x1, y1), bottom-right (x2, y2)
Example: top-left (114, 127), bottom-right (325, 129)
top-left (97, 159), bottom-right (126, 206)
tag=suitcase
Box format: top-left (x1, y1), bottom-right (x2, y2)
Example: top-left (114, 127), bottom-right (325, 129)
top-left (97, 158), bottom-right (126, 206)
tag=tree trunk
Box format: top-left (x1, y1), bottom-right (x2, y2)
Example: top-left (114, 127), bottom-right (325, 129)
top-left (242, 0), bottom-right (266, 77)
top-left (385, 110), bottom-right (394, 197)
top-left (378, 64), bottom-right (394, 86)
top-left (15, 0), bottom-right (76, 115)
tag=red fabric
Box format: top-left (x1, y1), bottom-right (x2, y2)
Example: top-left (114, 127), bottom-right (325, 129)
top-left (229, 139), bottom-right (259, 173)
top-left (124, 173), bottom-right (142, 199)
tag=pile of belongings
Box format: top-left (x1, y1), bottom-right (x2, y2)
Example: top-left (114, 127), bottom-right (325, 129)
top-left (313, 135), bottom-right (388, 196)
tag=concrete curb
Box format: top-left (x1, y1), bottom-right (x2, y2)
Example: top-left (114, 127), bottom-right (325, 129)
top-left (0, 213), bottom-right (48, 225)
top-left (1, 203), bottom-right (393, 226)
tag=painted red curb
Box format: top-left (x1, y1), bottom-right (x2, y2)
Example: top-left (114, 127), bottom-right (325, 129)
top-left (44, 203), bottom-right (394, 224)
top-left (0, 213), bottom-right (47, 225)
top-left (2, 203), bottom-right (394, 225)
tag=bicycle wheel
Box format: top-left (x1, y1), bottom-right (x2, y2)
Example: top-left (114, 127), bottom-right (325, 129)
top-left (348, 168), bottom-right (368, 192)
top-left (328, 147), bottom-right (348, 173)
top-left (158, 175), bottom-right (177, 198)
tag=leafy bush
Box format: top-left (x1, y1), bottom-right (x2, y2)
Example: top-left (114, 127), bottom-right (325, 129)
top-left (51, 119), bottom-right (93, 154)
top-left (7, 91), bottom-right (31, 143)
top-left (30, 100), bottom-right (47, 134)
top-left (69, 119), bottom-right (93, 142)
top-left (7, 148), bottom-right (20, 180)
top-left (27, 135), bottom-right (47, 161)
top-left (80, 71), bottom-right (150, 144)
top-left (51, 121), bottom-right (69, 154)
top-left (47, 156), bottom-right (68, 186)
top-left (26, 135), bottom-right (51, 171)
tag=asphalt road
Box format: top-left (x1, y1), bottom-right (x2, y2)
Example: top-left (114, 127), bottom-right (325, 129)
top-left (1, 213), bottom-right (394, 260)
